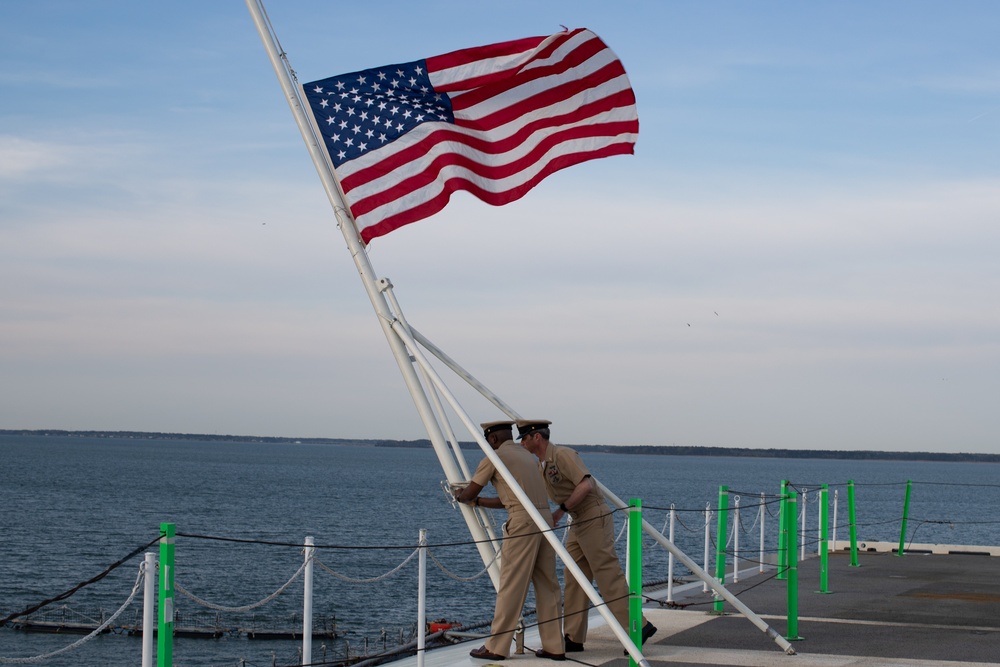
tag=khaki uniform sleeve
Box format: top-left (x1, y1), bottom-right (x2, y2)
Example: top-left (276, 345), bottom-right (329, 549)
top-left (471, 456), bottom-right (496, 488)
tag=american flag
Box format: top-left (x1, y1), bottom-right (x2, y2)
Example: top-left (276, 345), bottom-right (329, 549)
top-left (302, 28), bottom-right (638, 243)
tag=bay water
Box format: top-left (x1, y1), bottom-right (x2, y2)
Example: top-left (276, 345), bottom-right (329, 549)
top-left (2, 434), bottom-right (997, 666)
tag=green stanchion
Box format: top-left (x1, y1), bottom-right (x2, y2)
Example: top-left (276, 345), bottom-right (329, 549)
top-left (784, 493), bottom-right (803, 641)
top-left (777, 480), bottom-right (789, 580)
top-left (627, 498), bottom-right (643, 667)
top-left (713, 486), bottom-right (729, 614)
top-left (897, 480), bottom-right (912, 556)
top-left (817, 484), bottom-right (831, 594)
top-left (848, 480), bottom-right (859, 567)
top-left (158, 523), bottom-right (175, 667)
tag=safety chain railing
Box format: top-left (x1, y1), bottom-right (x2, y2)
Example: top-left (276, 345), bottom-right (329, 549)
top-left (314, 549), bottom-right (420, 584)
top-left (4, 479), bottom-right (998, 666)
top-left (176, 559), bottom-right (309, 613)
top-left (633, 477), bottom-right (1000, 646)
top-left (427, 546), bottom-right (501, 582)
top-left (0, 564), bottom-right (145, 665)
top-left (0, 536), bottom-right (159, 628)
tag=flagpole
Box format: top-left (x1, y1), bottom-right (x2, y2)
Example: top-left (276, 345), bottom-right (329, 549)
top-left (245, 0), bottom-right (453, 467)
top-left (244, 0), bottom-right (508, 587)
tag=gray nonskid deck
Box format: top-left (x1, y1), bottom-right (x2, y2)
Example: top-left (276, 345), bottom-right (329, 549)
top-left (616, 551), bottom-right (1000, 666)
top-left (400, 550), bottom-right (1000, 667)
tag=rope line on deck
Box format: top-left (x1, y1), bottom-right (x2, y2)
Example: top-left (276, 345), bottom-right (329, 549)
top-left (176, 559), bottom-right (308, 612)
top-left (644, 494), bottom-right (783, 514)
top-left (176, 508), bottom-right (623, 553)
top-left (0, 536), bottom-right (158, 627)
top-left (0, 565), bottom-right (144, 664)
top-left (315, 550), bottom-right (419, 584)
top-left (6, 477), bottom-right (999, 666)
top-left (428, 546), bottom-right (500, 582)
top-left (670, 507), bottom-right (712, 533)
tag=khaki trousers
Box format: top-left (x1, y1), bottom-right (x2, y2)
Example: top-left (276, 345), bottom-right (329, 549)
top-left (485, 512), bottom-right (564, 656)
top-left (563, 503), bottom-right (646, 643)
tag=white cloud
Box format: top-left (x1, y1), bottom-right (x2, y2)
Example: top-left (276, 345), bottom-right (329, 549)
top-left (0, 136), bottom-right (73, 178)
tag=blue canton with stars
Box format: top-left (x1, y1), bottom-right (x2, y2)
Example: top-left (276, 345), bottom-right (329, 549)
top-left (303, 60), bottom-right (455, 168)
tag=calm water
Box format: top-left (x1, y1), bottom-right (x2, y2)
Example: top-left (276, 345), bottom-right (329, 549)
top-left (1, 434), bottom-right (998, 666)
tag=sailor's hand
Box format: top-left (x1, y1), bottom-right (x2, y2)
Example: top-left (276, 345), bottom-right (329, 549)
top-left (442, 480), bottom-right (466, 505)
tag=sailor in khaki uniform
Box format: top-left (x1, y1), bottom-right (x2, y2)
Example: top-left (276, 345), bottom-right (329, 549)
top-left (456, 420), bottom-right (565, 661)
top-left (517, 419), bottom-right (656, 653)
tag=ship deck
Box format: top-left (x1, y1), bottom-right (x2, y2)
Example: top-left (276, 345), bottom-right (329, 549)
top-left (402, 549), bottom-right (1000, 667)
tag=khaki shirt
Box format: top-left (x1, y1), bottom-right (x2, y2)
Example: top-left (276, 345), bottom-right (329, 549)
top-left (472, 440), bottom-right (550, 515)
top-left (542, 443), bottom-right (602, 515)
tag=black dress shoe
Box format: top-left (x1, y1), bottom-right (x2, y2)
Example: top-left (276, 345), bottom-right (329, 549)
top-left (564, 635), bottom-right (584, 652)
top-left (624, 621), bottom-right (659, 655)
top-left (469, 645), bottom-right (505, 660)
top-left (535, 649), bottom-right (566, 661)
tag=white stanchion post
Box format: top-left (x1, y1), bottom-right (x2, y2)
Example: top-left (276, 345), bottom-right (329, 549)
top-left (832, 490), bottom-right (839, 550)
top-left (733, 496), bottom-right (741, 583)
top-left (418, 529), bottom-right (427, 667)
top-left (759, 493), bottom-right (766, 573)
top-left (702, 503), bottom-right (711, 592)
top-left (303, 536), bottom-right (314, 666)
top-left (666, 505), bottom-right (676, 603)
top-left (800, 489), bottom-right (807, 560)
top-left (142, 552), bottom-right (155, 667)
top-left (817, 489), bottom-right (823, 555)
top-left (625, 521), bottom-right (630, 587)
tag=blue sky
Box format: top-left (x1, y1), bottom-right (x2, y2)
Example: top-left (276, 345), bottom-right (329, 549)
top-left (2, 1), bottom-right (998, 453)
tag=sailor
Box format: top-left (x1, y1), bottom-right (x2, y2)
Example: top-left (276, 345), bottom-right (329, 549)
top-left (456, 420), bottom-right (566, 661)
top-left (517, 419), bottom-right (656, 653)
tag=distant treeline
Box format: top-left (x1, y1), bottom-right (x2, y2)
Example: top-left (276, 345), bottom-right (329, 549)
top-left (3, 429), bottom-right (997, 463)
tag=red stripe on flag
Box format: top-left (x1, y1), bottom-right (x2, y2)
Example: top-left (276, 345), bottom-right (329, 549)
top-left (425, 35), bottom-right (549, 74)
top-left (448, 34), bottom-right (609, 112)
top-left (424, 33), bottom-right (573, 92)
top-left (349, 119), bottom-right (637, 218)
top-left (358, 141), bottom-right (634, 243)
top-left (461, 62), bottom-right (630, 132)
top-left (340, 87), bottom-right (637, 196)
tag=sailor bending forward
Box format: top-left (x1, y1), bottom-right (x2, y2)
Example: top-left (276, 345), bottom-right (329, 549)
top-left (457, 420), bottom-right (566, 661)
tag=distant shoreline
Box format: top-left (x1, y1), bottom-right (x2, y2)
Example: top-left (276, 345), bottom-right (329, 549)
top-left (3, 429), bottom-right (997, 463)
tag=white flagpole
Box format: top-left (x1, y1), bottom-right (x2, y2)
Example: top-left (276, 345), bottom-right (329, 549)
top-left (244, 0), bottom-right (505, 587)
top-left (243, 1), bottom-right (445, 458)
